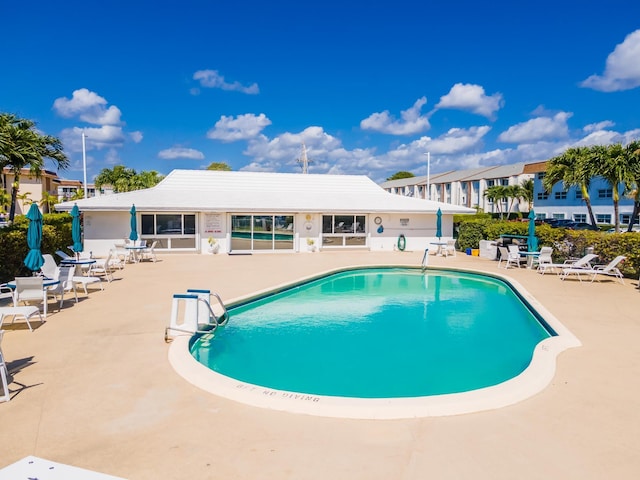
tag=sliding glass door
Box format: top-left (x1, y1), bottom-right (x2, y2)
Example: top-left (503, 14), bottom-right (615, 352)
top-left (231, 214), bottom-right (294, 252)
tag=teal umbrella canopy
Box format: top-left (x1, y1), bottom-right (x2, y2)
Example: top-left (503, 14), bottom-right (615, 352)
top-left (129, 205), bottom-right (138, 241)
top-left (527, 210), bottom-right (539, 252)
top-left (71, 204), bottom-right (83, 253)
top-left (436, 208), bottom-right (443, 239)
top-left (24, 203), bottom-right (44, 271)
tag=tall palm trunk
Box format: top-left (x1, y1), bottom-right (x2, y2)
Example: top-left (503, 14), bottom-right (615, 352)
top-left (581, 185), bottom-right (597, 226)
top-left (8, 177), bottom-right (19, 221)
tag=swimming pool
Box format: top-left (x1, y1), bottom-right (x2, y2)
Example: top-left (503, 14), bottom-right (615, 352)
top-left (171, 266), bottom-right (581, 418)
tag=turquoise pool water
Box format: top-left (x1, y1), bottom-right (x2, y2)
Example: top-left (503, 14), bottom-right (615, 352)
top-left (190, 268), bottom-right (553, 398)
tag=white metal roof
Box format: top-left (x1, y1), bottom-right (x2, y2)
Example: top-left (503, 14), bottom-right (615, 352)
top-left (57, 169), bottom-right (475, 215)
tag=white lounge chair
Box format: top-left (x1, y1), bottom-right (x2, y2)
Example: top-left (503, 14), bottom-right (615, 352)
top-left (0, 305), bottom-right (43, 332)
top-left (55, 249), bottom-right (72, 261)
top-left (561, 255), bottom-right (626, 284)
top-left (538, 253), bottom-right (598, 275)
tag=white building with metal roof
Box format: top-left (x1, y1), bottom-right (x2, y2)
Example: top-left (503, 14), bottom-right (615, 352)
top-left (56, 169), bottom-right (475, 256)
top-left (381, 163), bottom-right (533, 214)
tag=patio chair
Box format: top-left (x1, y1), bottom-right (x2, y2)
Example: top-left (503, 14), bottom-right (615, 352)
top-left (1, 330), bottom-right (10, 402)
top-left (497, 246), bottom-right (522, 268)
top-left (88, 251), bottom-right (114, 282)
top-left (141, 241), bottom-right (158, 262)
top-left (533, 246), bottom-right (553, 271)
top-left (507, 245), bottom-right (526, 268)
top-left (538, 253), bottom-right (598, 276)
top-left (13, 277), bottom-right (45, 318)
top-left (47, 265), bottom-right (78, 310)
top-left (444, 239), bottom-right (457, 257)
top-left (561, 255), bottom-right (626, 284)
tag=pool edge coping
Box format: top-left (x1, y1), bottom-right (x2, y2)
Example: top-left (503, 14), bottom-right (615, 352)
top-left (167, 263), bottom-right (582, 419)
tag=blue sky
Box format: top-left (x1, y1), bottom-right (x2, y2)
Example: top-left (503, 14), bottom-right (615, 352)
top-left (2, 0), bottom-right (640, 183)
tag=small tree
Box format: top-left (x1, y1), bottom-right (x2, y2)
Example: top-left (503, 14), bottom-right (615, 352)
top-left (206, 162), bottom-right (232, 171)
top-left (386, 171), bottom-right (415, 181)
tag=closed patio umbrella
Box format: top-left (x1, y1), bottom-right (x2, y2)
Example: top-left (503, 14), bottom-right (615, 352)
top-left (527, 209), bottom-right (539, 252)
top-left (71, 204), bottom-right (83, 253)
top-left (129, 204), bottom-right (138, 241)
top-left (24, 203), bottom-right (44, 272)
top-left (436, 208), bottom-right (442, 239)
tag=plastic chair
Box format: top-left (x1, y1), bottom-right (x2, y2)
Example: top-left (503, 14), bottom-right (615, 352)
top-left (444, 239), bottom-right (457, 257)
top-left (141, 241), bottom-right (158, 262)
top-left (13, 277), bottom-right (46, 316)
top-left (88, 251), bottom-right (114, 282)
top-left (47, 266), bottom-right (78, 310)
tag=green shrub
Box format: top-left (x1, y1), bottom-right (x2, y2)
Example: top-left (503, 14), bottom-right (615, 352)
top-left (0, 214), bottom-right (73, 283)
top-left (457, 217), bottom-right (640, 278)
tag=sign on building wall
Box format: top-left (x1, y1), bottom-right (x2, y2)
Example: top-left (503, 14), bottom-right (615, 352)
top-left (204, 213), bottom-right (223, 233)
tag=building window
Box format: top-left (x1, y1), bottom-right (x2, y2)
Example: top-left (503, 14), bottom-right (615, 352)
top-left (575, 190), bottom-right (583, 200)
top-left (620, 214), bottom-right (639, 226)
top-left (500, 178), bottom-right (509, 186)
top-left (537, 192), bottom-right (549, 200)
top-left (537, 172), bottom-right (545, 180)
top-left (321, 215), bottom-right (366, 247)
top-left (573, 214), bottom-right (587, 223)
top-left (140, 213), bottom-right (197, 249)
top-left (486, 180), bottom-right (495, 187)
top-left (596, 214), bottom-right (611, 224)
top-left (552, 214), bottom-right (565, 220)
top-left (598, 189), bottom-right (613, 199)
top-left (554, 191), bottom-right (567, 200)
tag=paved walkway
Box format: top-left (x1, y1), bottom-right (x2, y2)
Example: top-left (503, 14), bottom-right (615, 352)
top-left (1, 251), bottom-right (639, 479)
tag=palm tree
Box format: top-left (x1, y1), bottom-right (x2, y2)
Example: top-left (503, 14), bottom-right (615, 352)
top-left (40, 191), bottom-right (58, 213)
top-left (520, 178), bottom-right (534, 210)
top-left (594, 143), bottom-right (629, 233)
top-left (0, 113), bottom-right (69, 221)
top-left (16, 190), bottom-right (32, 212)
top-left (483, 185), bottom-right (506, 219)
top-left (503, 184), bottom-right (525, 219)
top-left (622, 140), bottom-right (640, 232)
top-left (543, 147), bottom-right (598, 226)
top-left (70, 188), bottom-right (85, 201)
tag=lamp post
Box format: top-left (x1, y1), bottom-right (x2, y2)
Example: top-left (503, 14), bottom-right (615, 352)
top-left (82, 132), bottom-right (88, 199)
top-left (424, 152), bottom-right (431, 200)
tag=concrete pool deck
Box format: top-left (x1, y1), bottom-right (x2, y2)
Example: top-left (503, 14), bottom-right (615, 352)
top-left (1, 251), bottom-right (639, 479)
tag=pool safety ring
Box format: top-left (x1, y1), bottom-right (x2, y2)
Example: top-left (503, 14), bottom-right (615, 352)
top-left (397, 234), bottom-right (406, 251)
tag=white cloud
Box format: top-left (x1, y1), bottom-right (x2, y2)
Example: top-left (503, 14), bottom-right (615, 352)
top-left (53, 88), bottom-right (122, 125)
top-left (193, 69), bottom-right (259, 94)
top-left (498, 112), bottom-right (572, 144)
top-left (360, 97), bottom-right (430, 135)
top-left (435, 83), bottom-right (504, 119)
top-left (158, 147), bottom-right (205, 160)
top-left (240, 126), bottom-right (378, 175)
top-left (207, 113), bottom-right (272, 142)
top-left (583, 120), bottom-right (615, 133)
top-left (580, 29), bottom-right (640, 92)
top-left (60, 125), bottom-right (126, 151)
top-left (130, 131), bottom-right (143, 143)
